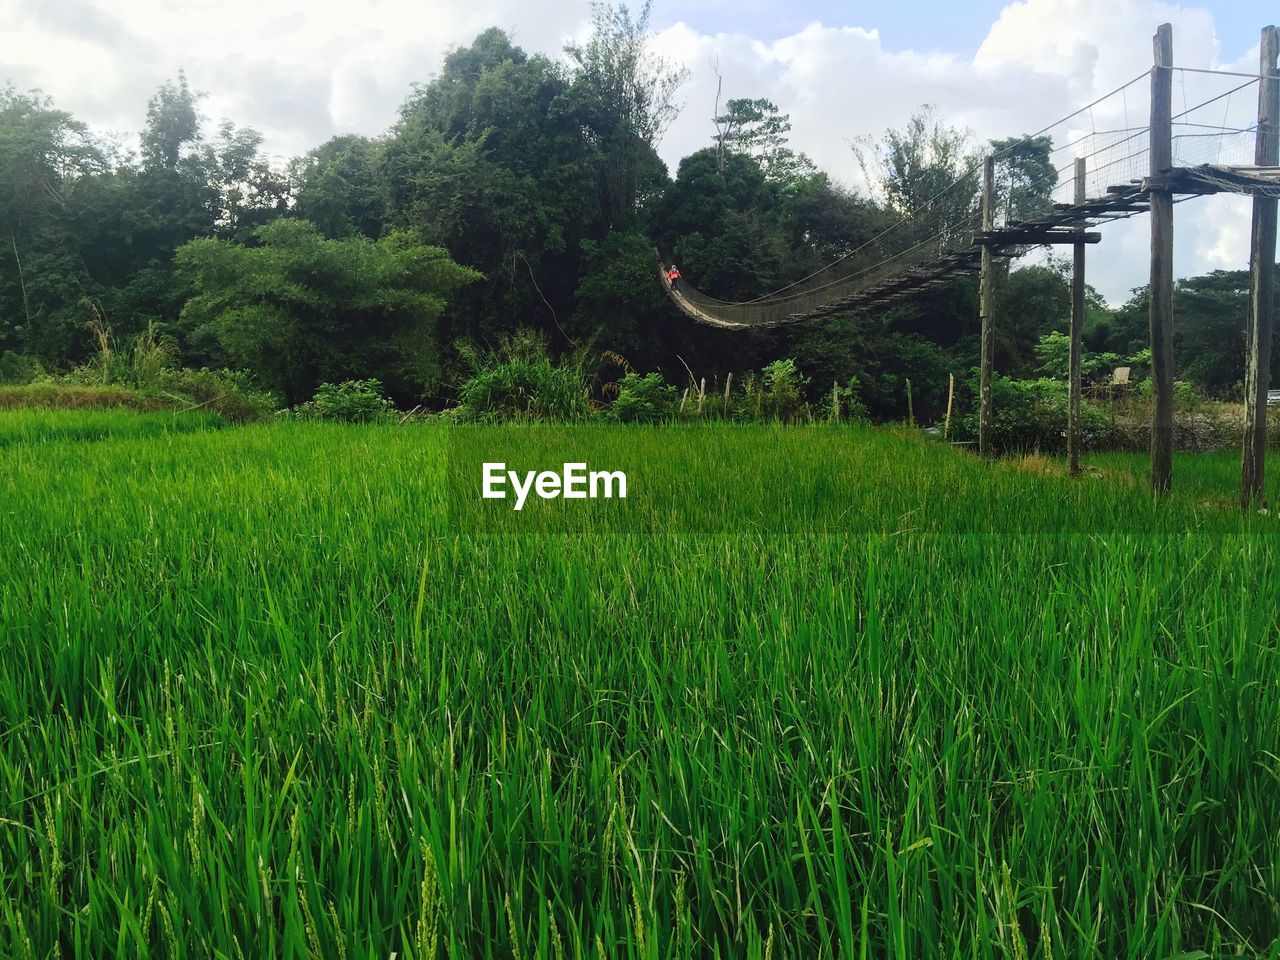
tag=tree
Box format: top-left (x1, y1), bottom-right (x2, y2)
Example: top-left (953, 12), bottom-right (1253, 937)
top-left (712, 97), bottom-right (813, 185)
top-left (0, 86), bottom-right (104, 361)
top-left (855, 105), bottom-right (978, 246)
top-left (142, 72), bottom-right (202, 171)
top-left (175, 219), bottom-right (481, 403)
top-left (381, 30), bottom-right (597, 346)
top-left (291, 135), bottom-right (387, 239)
top-left (990, 135), bottom-right (1057, 224)
top-left (571, 229), bottom-right (672, 368)
top-left (565, 1), bottom-right (687, 230)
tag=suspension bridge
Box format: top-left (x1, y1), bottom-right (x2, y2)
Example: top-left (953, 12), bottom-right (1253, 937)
top-left (660, 23), bottom-right (1280, 504)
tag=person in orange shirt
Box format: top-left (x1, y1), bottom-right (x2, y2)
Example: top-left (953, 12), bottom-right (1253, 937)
top-left (667, 264), bottom-right (681, 292)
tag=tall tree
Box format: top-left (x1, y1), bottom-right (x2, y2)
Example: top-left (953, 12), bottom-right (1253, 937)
top-left (0, 86), bottom-right (104, 360)
top-left (141, 71), bottom-right (202, 172)
top-left (855, 105), bottom-right (979, 245)
top-left (564, 1), bottom-right (687, 230)
top-left (990, 134), bottom-right (1057, 224)
top-left (712, 97), bottom-right (813, 185)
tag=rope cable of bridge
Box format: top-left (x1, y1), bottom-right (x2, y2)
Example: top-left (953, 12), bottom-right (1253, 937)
top-left (663, 66), bottom-right (1270, 328)
top-left (699, 69), bottom-right (1157, 309)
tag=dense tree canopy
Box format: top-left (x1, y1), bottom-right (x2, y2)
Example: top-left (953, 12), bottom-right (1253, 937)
top-left (0, 9), bottom-right (1271, 414)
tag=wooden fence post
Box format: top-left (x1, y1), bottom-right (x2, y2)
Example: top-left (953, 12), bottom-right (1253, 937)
top-left (1149, 22), bottom-right (1175, 494)
top-left (943, 373), bottom-right (955, 440)
top-left (1069, 156), bottom-right (1087, 475)
top-left (1242, 24), bottom-right (1279, 509)
top-left (979, 155), bottom-right (996, 458)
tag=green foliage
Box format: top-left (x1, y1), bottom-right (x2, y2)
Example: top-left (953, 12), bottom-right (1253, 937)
top-left (571, 230), bottom-right (671, 367)
top-left (832, 376), bottom-right (870, 423)
top-left (713, 97), bottom-right (814, 184)
top-left (1034, 330), bottom-right (1123, 382)
top-left (958, 374), bottom-right (1115, 453)
top-left (177, 219), bottom-right (480, 404)
top-left (0, 350), bottom-right (41, 384)
top-left (564, 0), bottom-right (686, 229)
top-left (289, 135), bottom-right (387, 239)
top-left (990, 134), bottom-right (1057, 222)
top-left (758, 357), bottom-right (810, 421)
top-left (856, 105), bottom-right (977, 223)
top-left (296, 379), bottom-right (395, 423)
top-left (159, 368), bottom-right (279, 422)
top-left (608, 370), bottom-right (675, 422)
top-left (454, 329), bottom-right (590, 421)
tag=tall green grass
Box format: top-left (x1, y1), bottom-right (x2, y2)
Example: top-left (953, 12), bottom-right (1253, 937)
top-left (0, 419), bottom-right (1277, 958)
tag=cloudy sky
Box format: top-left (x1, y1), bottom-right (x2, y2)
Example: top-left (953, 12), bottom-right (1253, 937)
top-left (1, 0), bottom-right (1276, 302)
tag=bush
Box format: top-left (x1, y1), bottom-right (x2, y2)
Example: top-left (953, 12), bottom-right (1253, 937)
top-left (831, 376), bottom-right (869, 423)
top-left (957, 375), bottom-right (1115, 453)
top-left (0, 351), bottom-right (42, 385)
top-left (759, 358), bottom-right (810, 422)
top-left (453, 330), bottom-right (590, 422)
top-left (296, 379), bottom-right (394, 423)
top-left (609, 372), bottom-right (676, 423)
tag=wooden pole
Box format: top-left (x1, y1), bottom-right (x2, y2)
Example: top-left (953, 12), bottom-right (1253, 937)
top-left (943, 373), bottom-right (955, 441)
top-left (832, 380), bottom-right (840, 421)
top-left (905, 378), bottom-right (914, 426)
top-left (979, 155), bottom-right (996, 458)
top-left (1149, 23), bottom-right (1175, 495)
top-left (1068, 156), bottom-right (1087, 475)
top-left (1241, 24), bottom-right (1279, 509)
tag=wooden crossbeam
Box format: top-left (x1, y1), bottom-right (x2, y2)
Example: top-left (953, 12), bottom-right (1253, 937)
top-left (974, 230), bottom-right (1102, 245)
top-left (1144, 165), bottom-right (1280, 197)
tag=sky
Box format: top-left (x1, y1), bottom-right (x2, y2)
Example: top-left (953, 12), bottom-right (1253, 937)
top-left (1, 0), bottom-right (1276, 303)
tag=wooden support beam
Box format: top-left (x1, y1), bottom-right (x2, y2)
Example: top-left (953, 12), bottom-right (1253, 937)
top-left (1242, 24), bottom-right (1279, 509)
top-left (1149, 22), bottom-right (1175, 494)
top-left (979, 155), bottom-right (996, 459)
top-left (1069, 156), bottom-right (1087, 476)
top-left (975, 232), bottom-right (1102, 246)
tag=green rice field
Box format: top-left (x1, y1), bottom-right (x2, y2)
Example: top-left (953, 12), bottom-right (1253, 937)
top-left (1, 408), bottom-right (1278, 958)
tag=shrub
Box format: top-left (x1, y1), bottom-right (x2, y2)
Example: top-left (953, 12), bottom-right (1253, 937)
top-left (0, 351), bottom-right (42, 385)
top-left (453, 330), bottom-right (590, 422)
top-left (609, 372), bottom-right (676, 423)
top-left (759, 358), bottom-right (810, 422)
top-left (957, 375), bottom-right (1115, 453)
top-left (296, 379), bottom-right (394, 423)
top-left (831, 376), bottom-right (869, 423)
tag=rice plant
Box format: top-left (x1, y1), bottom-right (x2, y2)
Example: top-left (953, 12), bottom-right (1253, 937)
top-left (0, 416), bottom-right (1276, 958)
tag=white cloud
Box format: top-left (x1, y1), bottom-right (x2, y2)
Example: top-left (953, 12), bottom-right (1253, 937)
top-left (0, 0), bottom-right (1269, 302)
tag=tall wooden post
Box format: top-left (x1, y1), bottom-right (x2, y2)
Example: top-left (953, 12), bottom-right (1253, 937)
top-left (1241, 25), bottom-right (1279, 509)
top-left (1148, 23), bottom-right (1175, 494)
top-left (1068, 156), bottom-right (1087, 475)
top-left (979, 155), bottom-right (996, 458)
